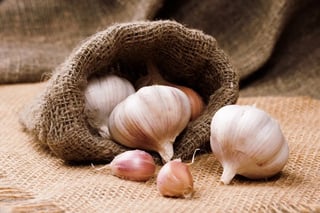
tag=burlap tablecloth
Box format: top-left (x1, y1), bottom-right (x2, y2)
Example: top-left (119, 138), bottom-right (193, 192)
top-left (0, 83), bottom-right (319, 212)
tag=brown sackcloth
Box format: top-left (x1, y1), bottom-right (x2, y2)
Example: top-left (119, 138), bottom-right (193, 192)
top-left (1, 0), bottom-right (319, 99)
top-left (0, 0), bottom-right (163, 83)
top-left (19, 20), bottom-right (239, 163)
top-left (158, 0), bottom-right (320, 99)
top-left (1, 83), bottom-right (319, 212)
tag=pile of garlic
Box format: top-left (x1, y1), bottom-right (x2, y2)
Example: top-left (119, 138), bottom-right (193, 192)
top-left (85, 70), bottom-right (289, 199)
top-left (84, 73), bottom-right (204, 163)
top-left (85, 72), bottom-right (204, 198)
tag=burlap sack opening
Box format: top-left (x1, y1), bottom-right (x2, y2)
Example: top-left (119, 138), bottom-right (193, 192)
top-left (20, 20), bottom-right (239, 163)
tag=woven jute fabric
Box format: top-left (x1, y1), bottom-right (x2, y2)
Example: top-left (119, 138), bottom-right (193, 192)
top-left (19, 20), bottom-right (239, 163)
top-left (1, 0), bottom-right (319, 99)
top-left (0, 0), bottom-right (163, 83)
top-left (1, 83), bottom-right (319, 212)
top-left (158, 0), bottom-right (320, 98)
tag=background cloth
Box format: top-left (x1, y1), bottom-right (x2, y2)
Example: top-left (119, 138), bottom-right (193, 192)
top-left (0, 0), bottom-right (319, 99)
top-left (0, 0), bottom-right (319, 212)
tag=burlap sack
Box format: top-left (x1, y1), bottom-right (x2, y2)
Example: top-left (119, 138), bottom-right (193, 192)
top-left (19, 20), bottom-right (239, 163)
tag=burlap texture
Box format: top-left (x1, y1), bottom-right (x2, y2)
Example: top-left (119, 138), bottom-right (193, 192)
top-left (1, 0), bottom-right (318, 99)
top-left (19, 20), bottom-right (239, 163)
top-left (158, 0), bottom-right (320, 99)
top-left (1, 83), bottom-right (319, 212)
top-left (0, 0), bottom-right (163, 83)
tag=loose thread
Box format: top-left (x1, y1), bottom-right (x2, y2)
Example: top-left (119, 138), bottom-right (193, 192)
top-left (91, 163), bottom-right (110, 171)
top-left (187, 148), bottom-right (201, 166)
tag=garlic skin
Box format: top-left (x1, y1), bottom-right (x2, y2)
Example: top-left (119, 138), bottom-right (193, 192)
top-left (136, 62), bottom-right (205, 121)
top-left (175, 85), bottom-right (205, 121)
top-left (109, 150), bottom-right (156, 181)
top-left (156, 159), bottom-right (194, 198)
top-left (108, 85), bottom-right (191, 162)
top-left (84, 74), bottom-right (135, 138)
top-left (210, 105), bottom-right (289, 185)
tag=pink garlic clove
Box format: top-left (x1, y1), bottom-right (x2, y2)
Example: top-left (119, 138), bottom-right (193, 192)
top-left (110, 150), bottom-right (156, 181)
top-left (156, 159), bottom-right (194, 198)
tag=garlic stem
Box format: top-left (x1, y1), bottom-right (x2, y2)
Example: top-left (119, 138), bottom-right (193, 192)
top-left (190, 148), bottom-right (200, 164)
top-left (98, 125), bottom-right (111, 138)
top-left (186, 148), bottom-right (201, 166)
top-left (158, 142), bottom-right (174, 163)
top-left (220, 164), bottom-right (237, 185)
top-left (146, 61), bottom-right (167, 85)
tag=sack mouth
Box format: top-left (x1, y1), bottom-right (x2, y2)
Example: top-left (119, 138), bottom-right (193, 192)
top-left (21, 20), bottom-right (239, 163)
top-left (60, 20), bottom-right (227, 102)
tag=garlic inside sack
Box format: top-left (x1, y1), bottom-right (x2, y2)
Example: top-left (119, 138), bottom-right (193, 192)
top-left (210, 105), bottom-right (289, 185)
top-left (84, 74), bottom-right (135, 138)
top-left (174, 85), bottom-right (205, 121)
top-left (156, 159), bottom-right (194, 198)
top-left (136, 61), bottom-right (205, 121)
top-left (108, 85), bottom-right (192, 162)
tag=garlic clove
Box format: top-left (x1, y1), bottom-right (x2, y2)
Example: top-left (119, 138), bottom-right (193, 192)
top-left (210, 105), bottom-right (289, 184)
top-left (175, 85), bottom-right (205, 121)
top-left (109, 150), bottom-right (156, 181)
top-left (84, 74), bottom-right (135, 138)
top-left (108, 85), bottom-right (191, 162)
top-left (156, 159), bottom-right (194, 198)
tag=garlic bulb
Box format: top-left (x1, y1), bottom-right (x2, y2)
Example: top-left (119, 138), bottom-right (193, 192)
top-left (109, 150), bottom-right (156, 181)
top-left (156, 159), bottom-right (194, 198)
top-left (84, 74), bottom-right (135, 138)
top-left (136, 61), bottom-right (205, 120)
top-left (108, 85), bottom-right (191, 162)
top-left (210, 105), bottom-right (289, 185)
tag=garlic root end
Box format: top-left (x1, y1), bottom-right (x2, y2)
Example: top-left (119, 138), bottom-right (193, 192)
top-left (158, 142), bottom-right (174, 163)
top-left (182, 187), bottom-right (194, 199)
top-left (220, 165), bottom-right (236, 185)
top-left (91, 163), bottom-right (111, 171)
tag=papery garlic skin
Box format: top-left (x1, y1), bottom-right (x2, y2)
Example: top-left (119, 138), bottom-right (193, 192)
top-left (136, 62), bottom-right (205, 121)
top-left (210, 105), bottom-right (289, 185)
top-left (110, 150), bottom-right (156, 181)
top-left (175, 85), bottom-right (205, 121)
top-left (84, 75), bottom-right (135, 138)
top-left (156, 159), bottom-right (194, 198)
top-left (108, 85), bottom-right (191, 162)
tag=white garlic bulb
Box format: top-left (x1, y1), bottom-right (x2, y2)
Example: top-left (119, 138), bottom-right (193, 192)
top-left (136, 61), bottom-right (205, 121)
top-left (84, 74), bottom-right (135, 138)
top-left (108, 85), bottom-right (192, 162)
top-left (210, 105), bottom-right (289, 184)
